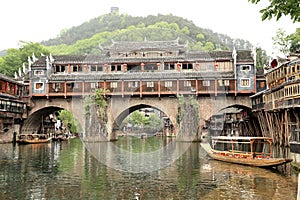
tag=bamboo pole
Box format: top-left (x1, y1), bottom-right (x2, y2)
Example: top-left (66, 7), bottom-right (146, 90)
top-left (265, 112), bottom-right (276, 143)
top-left (257, 111), bottom-right (268, 135)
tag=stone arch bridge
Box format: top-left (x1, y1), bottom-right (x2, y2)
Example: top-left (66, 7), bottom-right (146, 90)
top-left (23, 95), bottom-right (252, 140)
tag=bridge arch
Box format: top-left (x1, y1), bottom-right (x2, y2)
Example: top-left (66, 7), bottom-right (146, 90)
top-left (203, 102), bottom-right (260, 137)
top-left (24, 98), bottom-right (86, 134)
top-left (22, 106), bottom-right (63, 134)
top-left (107, 97), bottom-right (179, 138)
top-left (112, 103), bottom-right (176, 133)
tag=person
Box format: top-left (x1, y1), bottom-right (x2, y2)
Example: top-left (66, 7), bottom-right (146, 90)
top-left (49, 114), bottom-right (54, 122)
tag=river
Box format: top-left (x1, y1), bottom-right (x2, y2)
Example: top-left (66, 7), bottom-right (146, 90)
top-left (0, 136), bottom-right (298, 199)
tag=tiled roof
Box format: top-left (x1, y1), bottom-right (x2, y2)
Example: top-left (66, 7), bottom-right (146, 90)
top-left (31, 55), bottom-right (109, 67)
top-left (0, 74), bottom-right (22, 85)
top-left (103, 39), bottom-right (186, 52)
top-left (30, 41), bottom-right (253, 68)
top-left (236, 50), bottom-right (254, 62)
top-left (186, 51), bottom-right (233, 60)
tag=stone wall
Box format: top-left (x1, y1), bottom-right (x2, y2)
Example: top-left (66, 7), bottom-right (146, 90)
top-left (26, 95), bottom-right (251, 141)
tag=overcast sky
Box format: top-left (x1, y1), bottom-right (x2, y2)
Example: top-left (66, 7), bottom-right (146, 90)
top-left (1, 0), bottom-right (299, 55)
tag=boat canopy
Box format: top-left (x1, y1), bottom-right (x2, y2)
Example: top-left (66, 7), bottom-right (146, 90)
top-left (211, 136), bottom-right (272, 141)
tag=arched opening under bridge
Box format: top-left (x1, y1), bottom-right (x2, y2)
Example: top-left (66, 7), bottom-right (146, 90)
top-left (112, 103), bottom-right (175, 137)
top-left (204, 104), bottom-right (262, 138)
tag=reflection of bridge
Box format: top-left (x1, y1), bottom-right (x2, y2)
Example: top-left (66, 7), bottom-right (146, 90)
top-left (22, 39), bottom-right (265, 139)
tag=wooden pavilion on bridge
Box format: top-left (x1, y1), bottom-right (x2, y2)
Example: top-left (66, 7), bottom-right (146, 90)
top-left (27, 39), bottom-right (265, 99)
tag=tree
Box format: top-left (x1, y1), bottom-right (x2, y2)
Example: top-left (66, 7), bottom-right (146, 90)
top-left (272, 28), bottom-right (290, 56)
top-left (248, 0), bottom-right (300, 22)
top-left (203, 42), bottom-right (215, 51)
top-left (58, 110), bottom-right (82, 134)
top-left (288, 28), bottom-right (300, 52)
top-left (256, 47), bottom-right (269, 68)
top-left (196, 33), bottom-right (205, 41)
top-left (128, 110), bottom-right (146, 128)
top-left (145, 113), bottom-right (163, 132)
top-left (0, 41), bottom-right (49, 77)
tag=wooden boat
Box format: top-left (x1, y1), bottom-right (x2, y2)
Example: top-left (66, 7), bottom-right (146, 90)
top-left (201, 136), bottom-right (293, 167)
top-left (52, 133), bottom-right (70, 142)
top-left (17, 133), bottom-right (51, 144)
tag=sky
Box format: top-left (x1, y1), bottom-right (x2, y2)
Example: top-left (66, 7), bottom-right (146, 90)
top-left (1, 0), bottom-right (299, 56)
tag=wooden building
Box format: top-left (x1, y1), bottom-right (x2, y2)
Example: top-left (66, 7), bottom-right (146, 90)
top-left (251, 54), bottom-right (300, 151)
top-left (29, 39), bottom-right (261, 98)
top-left (0, 74), bottom-right (27, 143)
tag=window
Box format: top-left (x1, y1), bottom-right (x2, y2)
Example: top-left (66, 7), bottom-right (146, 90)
top-left (52, 83), bottom-right (61, 90)
top-left (90, 65), bottom-right (103, 72)
top-left (74, 83), bottom-right (79, 89)
top-left (55, 65), bottom-right (65, 73)
top-left (0, 100), bottom-right (5, 110)
top-left (184, 80), bottom-right (191, 87)
top-left (165, 81), bottom-right (172, 87)
top-left (35, 82), bottom-right (44, 90)
top-left (182, 63), bottom-right (193, 70)
top-left (203, 80), bottom-right (210, 86)
top-left (110, 82), bottom-right (117, 88)
top-left (241, 65), bottom-right (251, 71)
top-left (240, 78), bottom-right (250, 87)
top-left (128, 81), bottom-right (139, 88)
top-left (34, 70), bottom-right (44, 75)
top-left (72, 65), bottom-right (82, 72)
top-left (147, 82), bottom-right (154, 87)
top-left (224, 80), bottom-right (230, 86)
top-left (165, 63), bottom-right (175, 70)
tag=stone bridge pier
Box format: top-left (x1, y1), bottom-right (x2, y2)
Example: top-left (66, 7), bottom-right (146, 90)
top-left (24, 95), bottom-right (251, 140)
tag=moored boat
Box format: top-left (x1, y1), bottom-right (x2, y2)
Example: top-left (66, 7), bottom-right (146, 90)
top-left (52, 133), bottom-right (70, 142)
top-left (17, 133), bottom-right (51, 144)
top-left (201, 136), bottom-right (293, 167)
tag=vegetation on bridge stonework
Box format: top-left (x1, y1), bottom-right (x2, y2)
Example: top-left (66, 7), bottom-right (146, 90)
top-left (84, 88), bottom-right (110, 140)
top-left (176, 95), bottom-right (200, 141)
top-left (84, 88), bottom-right (109, 119)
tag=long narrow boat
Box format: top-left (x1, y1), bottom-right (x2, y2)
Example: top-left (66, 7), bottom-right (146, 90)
top-left (201, 136), bottom-right (293, 167)
top-left (17, 134), bottom-right (51, 144)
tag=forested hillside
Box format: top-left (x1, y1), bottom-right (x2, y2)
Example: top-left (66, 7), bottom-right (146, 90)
top-left (42, 13), bottom-right (253, 55)
top-left (0, 12), bottom-right (263, 77)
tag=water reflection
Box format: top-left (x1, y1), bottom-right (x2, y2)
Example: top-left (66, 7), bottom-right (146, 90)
top-left (84, 136), bottom-right (192, 173)
top-left (0, 137), bottom-right (297, 199)
top-left (200, 159), bottom-right (297, 199)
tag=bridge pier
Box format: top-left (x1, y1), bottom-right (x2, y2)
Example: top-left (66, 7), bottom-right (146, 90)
top-left (25, 95), bottom-right (252, 141)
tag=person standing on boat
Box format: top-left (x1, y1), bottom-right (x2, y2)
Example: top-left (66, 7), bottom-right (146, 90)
top-left (55, 120), bottom-right (61, 131)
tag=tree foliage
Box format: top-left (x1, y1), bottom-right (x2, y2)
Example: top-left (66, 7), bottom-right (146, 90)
top-left (144, 113), bottom-right (163, 132)
top-left (84, 88), bottom-right (109, 119)
top-left (256, 47), bottom-right (269, 68)
top-left (128, 110), bottom-right (147, 128)
top-left (272, 28), bottom-right (290, 56)
top-left (248, 0), bottom-right (300, 22)
top-left (58, 110), bottom-right (82, 134)
top-left (0, 41), bottom-right (49, 77)
top-left (42, 13), bottom-right (252, 54)
top-left (124, 110), bottom-right (163, 132)
top-left (288, 28), bottom-right (300, 52)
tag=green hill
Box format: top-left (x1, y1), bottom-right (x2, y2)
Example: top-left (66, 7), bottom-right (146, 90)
top-left (42, 13), bottom-right (253, 55)
top-left (0, 12), bottom-right (259, 78)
